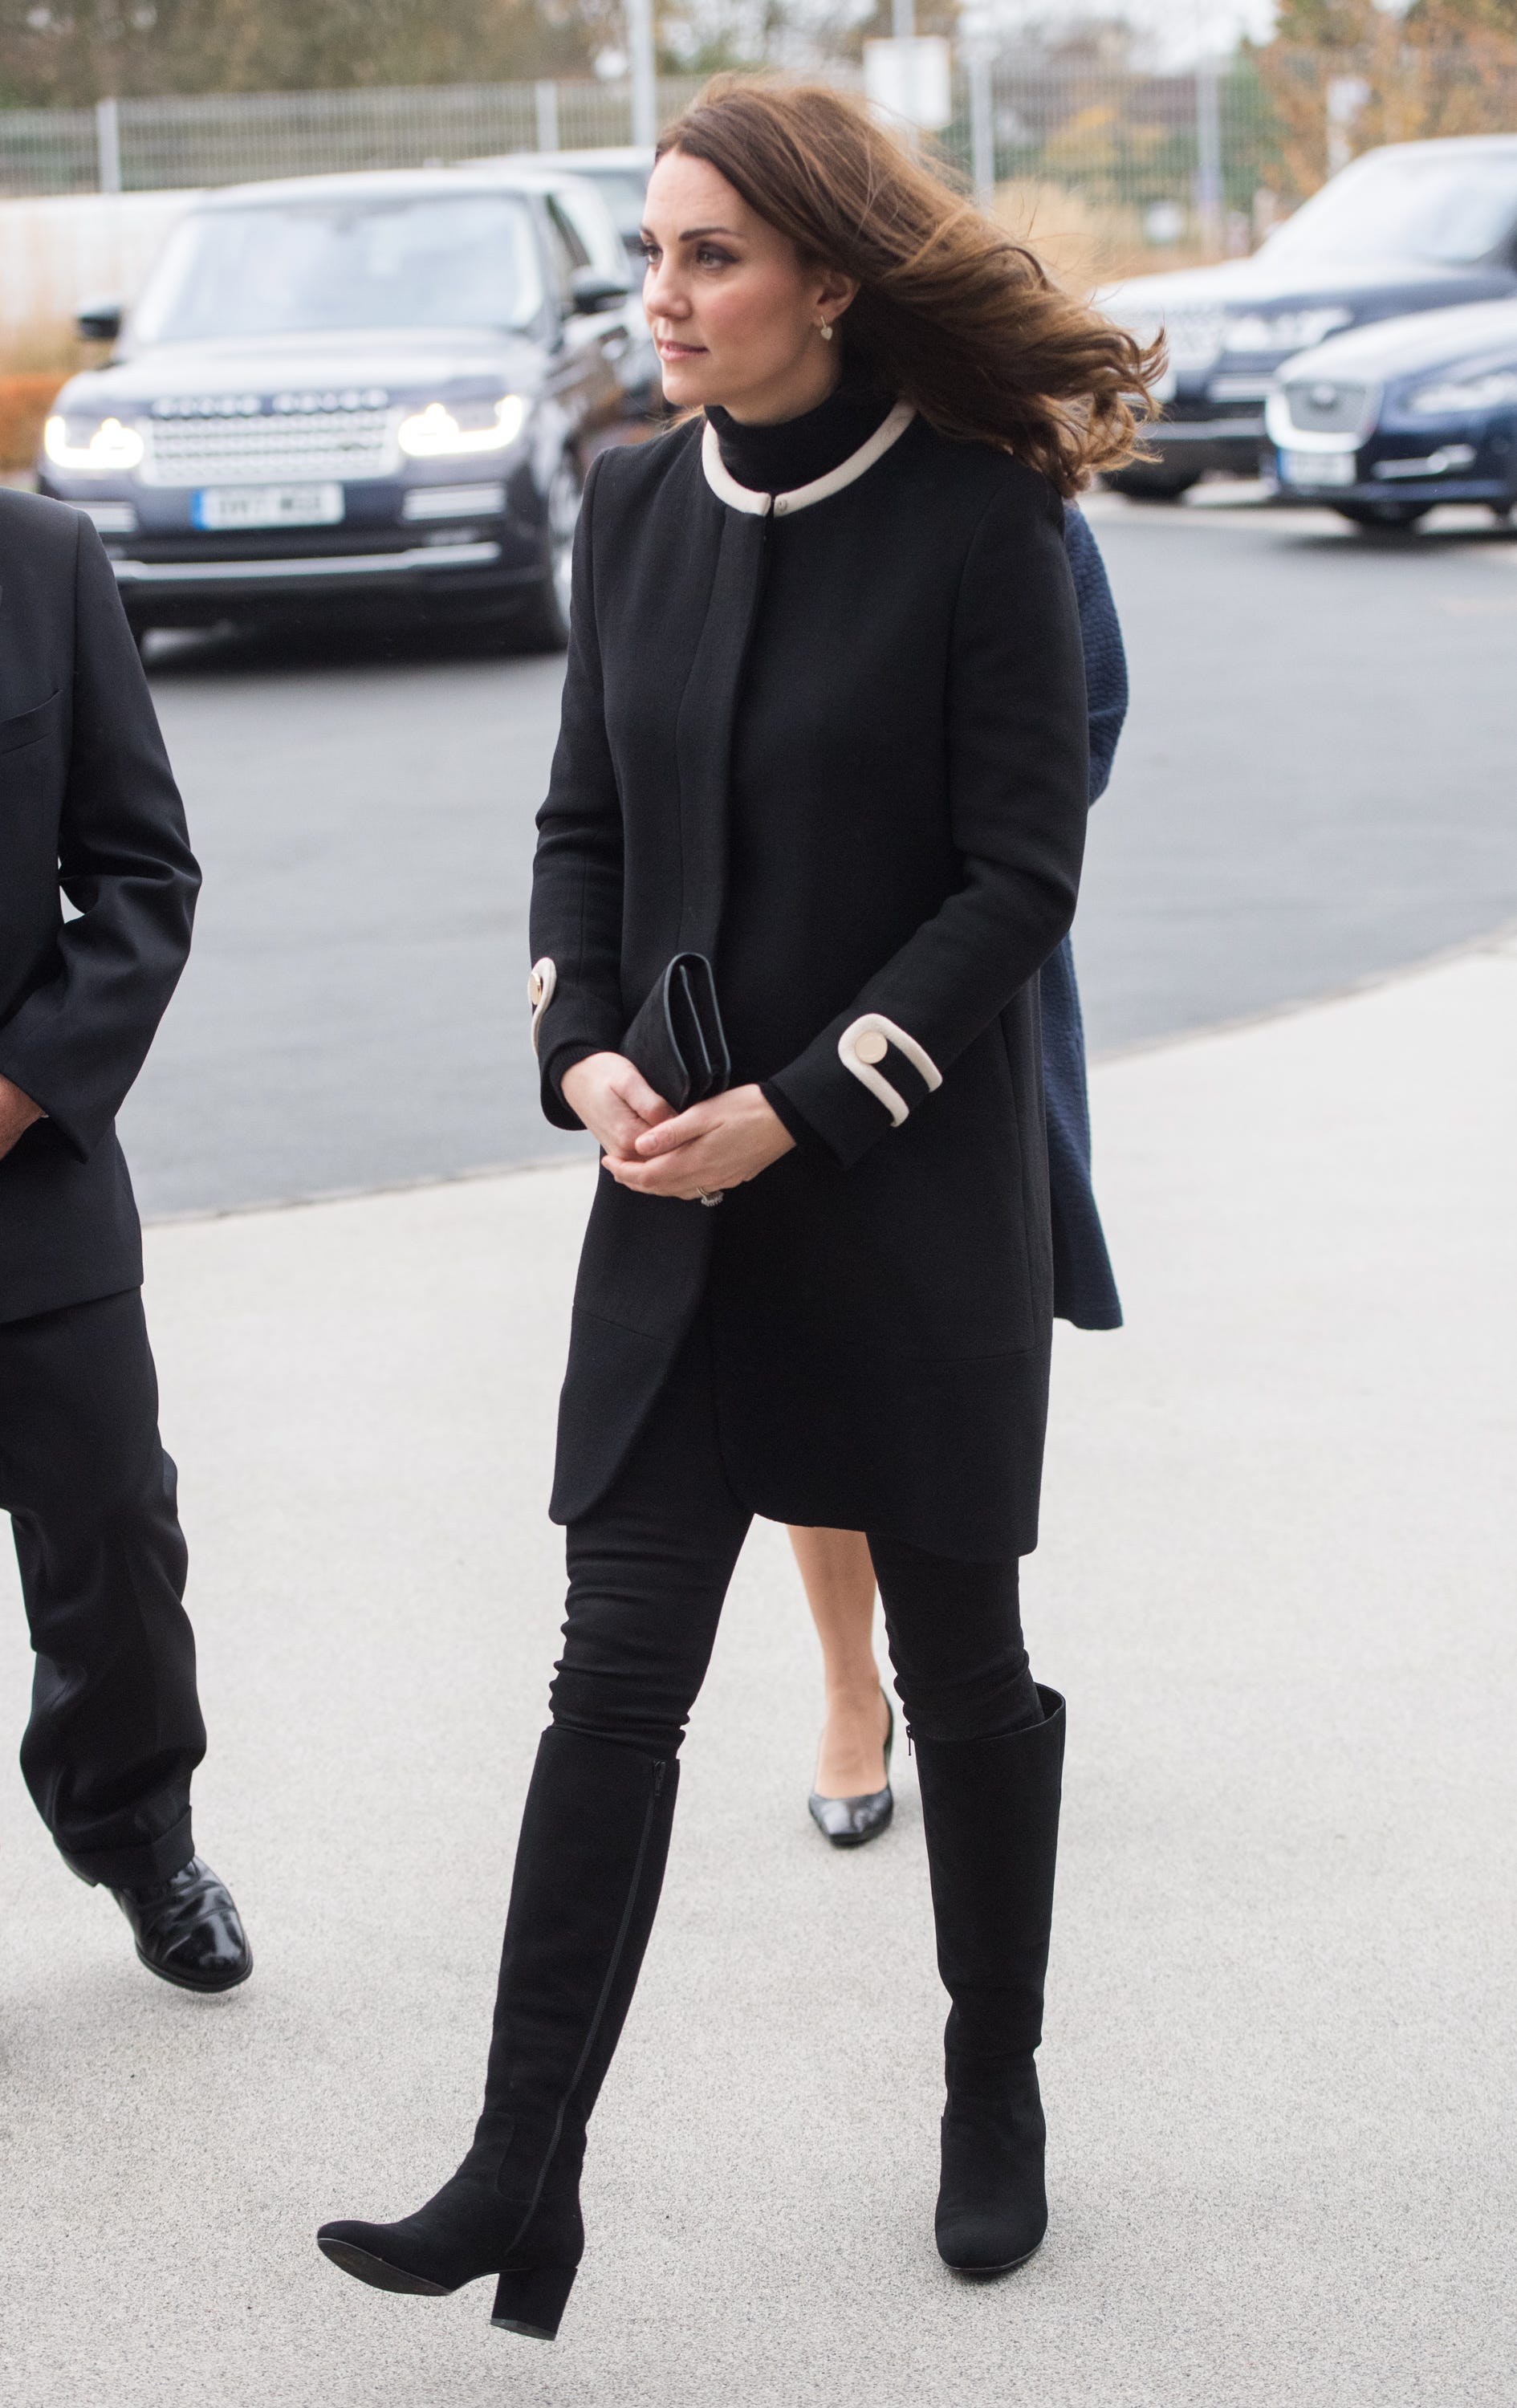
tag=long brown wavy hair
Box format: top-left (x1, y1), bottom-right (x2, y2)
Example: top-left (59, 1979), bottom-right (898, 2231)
top-left (656, 76), bottom-right (1163, 496)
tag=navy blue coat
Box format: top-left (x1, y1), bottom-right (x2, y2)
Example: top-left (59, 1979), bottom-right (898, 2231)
top-left (1044, 508), bottom-right (1126, 1332)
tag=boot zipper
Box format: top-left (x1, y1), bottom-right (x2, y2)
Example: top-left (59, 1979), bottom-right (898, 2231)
top-left (506, 1760), bottom-right (666, 2256)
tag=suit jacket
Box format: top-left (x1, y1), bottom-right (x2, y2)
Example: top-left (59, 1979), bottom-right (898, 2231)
top-left (531, 410), bottom-right (1088, 1560)
top-left (0, 489), bottom-right (199, 1324)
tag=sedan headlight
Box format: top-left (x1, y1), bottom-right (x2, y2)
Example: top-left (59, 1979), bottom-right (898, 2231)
top-left (43, 413), bottom-right (144, 472)
top-left (1223, 307), bottom-right (1352, 353)
top-left (1405, 367), bottom-right (1517, 417)
top-left (397, 394), bottom-right (527, 458)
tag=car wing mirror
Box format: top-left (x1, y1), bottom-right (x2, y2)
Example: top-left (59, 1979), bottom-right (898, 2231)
top-left (76, 296), bottom-right (124, 344)
top-left (569, 267), bottom-right (632, 316)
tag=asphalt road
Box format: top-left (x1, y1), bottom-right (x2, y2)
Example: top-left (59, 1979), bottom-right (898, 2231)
top-left (119, 490), bottom-right (1517, 1218)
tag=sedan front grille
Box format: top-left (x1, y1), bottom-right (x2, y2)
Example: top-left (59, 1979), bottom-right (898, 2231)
top-left (140, 409), bottom-right (398, 487)
top-left (1278, 380), bottom-right (1373, 437)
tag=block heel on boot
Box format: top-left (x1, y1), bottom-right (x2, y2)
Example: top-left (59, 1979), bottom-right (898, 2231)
top-left (491, 2259), bottom-right (578, 2340)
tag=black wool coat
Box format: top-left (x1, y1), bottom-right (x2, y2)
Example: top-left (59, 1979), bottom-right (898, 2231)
top-left (530, 408), bottom-right (1089, 1560)
top-left (0, 490), bottom-right (199, 1324)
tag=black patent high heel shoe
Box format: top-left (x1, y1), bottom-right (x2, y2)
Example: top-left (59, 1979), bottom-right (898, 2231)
top-left (807, 1688), bottom-right (894, 1848)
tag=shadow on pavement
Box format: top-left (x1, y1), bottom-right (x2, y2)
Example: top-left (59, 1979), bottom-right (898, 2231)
top-left (143, 612), bottom-right (553, 681)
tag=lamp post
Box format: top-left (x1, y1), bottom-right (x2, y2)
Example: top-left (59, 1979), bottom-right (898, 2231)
top-left (966, 43), bottom-right (994, 207)
top-left (628, 0), bottom-right (658, 149)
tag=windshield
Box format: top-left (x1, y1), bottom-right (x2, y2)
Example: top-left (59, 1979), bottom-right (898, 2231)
top-left (577, 169), bottom-right (650, 242)
top-left (1263, 151), bottom-right (1517, 268)
top-left (132, 195), bottom-right (545, 344)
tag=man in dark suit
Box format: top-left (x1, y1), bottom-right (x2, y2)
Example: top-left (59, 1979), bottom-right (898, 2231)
top-left (0, 486), bottom-right (250, 1991)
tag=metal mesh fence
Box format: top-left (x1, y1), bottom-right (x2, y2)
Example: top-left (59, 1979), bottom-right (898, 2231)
top-left (0, 76), bottom-right (709, 198)
top-left (2, 55), bottom-right (1514, 254)
top-left (0, 103), bottom-right (96, 197)
top-left (936, 59), bottom-right (1285, 270)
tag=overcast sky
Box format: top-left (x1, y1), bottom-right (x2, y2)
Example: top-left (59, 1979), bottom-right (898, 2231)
top-left (958, 0), bottom-right (1281, 65)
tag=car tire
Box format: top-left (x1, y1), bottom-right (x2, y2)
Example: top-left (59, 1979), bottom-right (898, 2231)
top-left (1100, 465), bottom-right (1202, 502)
top-left (513, 450), bottom-right (584, 653)
top-left (1331, 501), bottom-right (1431, 531)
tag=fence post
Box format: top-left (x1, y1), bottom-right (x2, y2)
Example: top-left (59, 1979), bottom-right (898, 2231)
top-left (966, 47), bottom-right (994, 207)
top-left (535, 80), bottom-right (559, 153)
top-left (626, 0), bottom-right (657, 146)
top-left (96, 94), bottom-right (122, 193)
top-left (1194, 63), bottom-right (1222, 256)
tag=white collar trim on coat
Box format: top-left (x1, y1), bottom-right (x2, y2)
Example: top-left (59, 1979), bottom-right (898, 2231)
top-left (700, 400), bottom-right (916, 518)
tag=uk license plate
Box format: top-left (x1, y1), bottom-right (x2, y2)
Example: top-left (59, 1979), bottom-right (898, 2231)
top-left (193, 482), bottom-right (344, 531)
top-left (1280, 450), bottom-right (1356, 490)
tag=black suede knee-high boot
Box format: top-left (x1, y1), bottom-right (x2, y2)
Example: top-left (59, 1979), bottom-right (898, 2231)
top-left (319, 1726), bottom-right (678, 2339)
top-left (914, 1686), bottom-right (1065, 2275)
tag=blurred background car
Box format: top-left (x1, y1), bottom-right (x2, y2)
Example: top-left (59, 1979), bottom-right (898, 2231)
top-left (35, 161), bottom-right (647, 649)
top-left (481, 146), bottom-right (653, 267)
top-left (1265, 296), bottom-right (1517, 531)
top-left (467, 146), bottom-right (657, 402)
top-left (1101, 134), bottom-right (1517, 500)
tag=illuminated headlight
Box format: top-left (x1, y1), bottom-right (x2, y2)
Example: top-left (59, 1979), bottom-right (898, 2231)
top-left (1223, 308), bottom-right (1352, 353)
top-left (397, 394), bottom-right (527, 458)
top-left (43, 413), bottom-right (144, 472)
top-left (1406, 367), bottom-right (1517, 417)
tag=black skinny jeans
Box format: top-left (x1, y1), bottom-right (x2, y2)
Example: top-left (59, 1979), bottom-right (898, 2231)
top-left (550, 1315), bottom-right (1042, 1759)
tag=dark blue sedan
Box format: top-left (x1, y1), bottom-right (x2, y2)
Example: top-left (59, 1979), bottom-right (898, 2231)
top-left (1266, 297), bottom-right (1517, 527)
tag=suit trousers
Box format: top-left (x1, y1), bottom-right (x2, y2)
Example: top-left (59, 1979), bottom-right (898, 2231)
top-left (549, 1310), bottom-right (1043, 1759)
top-left (0, 1286), bottom-right (205, 1888)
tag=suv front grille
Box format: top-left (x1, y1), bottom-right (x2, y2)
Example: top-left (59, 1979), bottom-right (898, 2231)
top-left (140, 409), bottom-right (398, 487)
top-left (1108, 305), bottom-right (1228, 374)
top-left (1278, 380), bottom-right (1372, 437)
top-left (1163, 308), bottom-right (1230, 371)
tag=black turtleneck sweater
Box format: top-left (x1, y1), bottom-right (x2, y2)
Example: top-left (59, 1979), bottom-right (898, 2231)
top-left (551, 380), bottom-right (901, 1137)
top-left (703, 378), bottom-right (905, 1156)
top-left (706, 375), bottom-right (895, 494)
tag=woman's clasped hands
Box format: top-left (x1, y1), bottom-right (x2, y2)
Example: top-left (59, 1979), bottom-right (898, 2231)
top-left (560, 1053), bottom-right (795, 1203)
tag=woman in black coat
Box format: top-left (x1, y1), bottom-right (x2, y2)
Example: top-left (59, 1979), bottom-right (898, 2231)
top-left (319, 77), bottom-right (1158, 2339)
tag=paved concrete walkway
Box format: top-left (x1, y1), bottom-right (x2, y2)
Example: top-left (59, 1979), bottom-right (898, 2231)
top-left (3, 937), bottom-right (1514, 2408)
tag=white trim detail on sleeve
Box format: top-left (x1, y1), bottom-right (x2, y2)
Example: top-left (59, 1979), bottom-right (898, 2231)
top-left (527, 957), bottom-right (558, 1056)
top-left (837, 1012), bottom-right (943, 1128)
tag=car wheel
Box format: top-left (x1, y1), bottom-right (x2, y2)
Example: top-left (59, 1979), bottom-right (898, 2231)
top-left (1100, 465), bottom-right (1202, 502)
top-left (1331, 501), bottom-right (1431, 531)
top-left (514, 451), bottom-right (584, 652)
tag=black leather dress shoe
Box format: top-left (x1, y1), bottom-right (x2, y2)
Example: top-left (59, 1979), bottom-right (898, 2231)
top-left (807, 1693), bottom-right (894, 1849)
top-left (112, 1856), bottom-right (253, 1993)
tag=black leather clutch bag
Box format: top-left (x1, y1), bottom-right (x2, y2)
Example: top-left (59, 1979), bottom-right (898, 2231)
top-left (622, 953), bottom-right (731, 1112)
